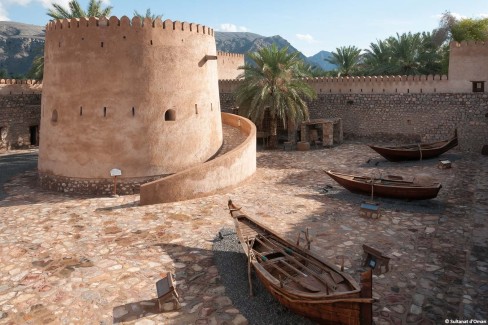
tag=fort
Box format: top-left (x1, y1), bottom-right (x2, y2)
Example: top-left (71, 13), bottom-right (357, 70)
top-left (5, 16), bottom-right (253, 202)
top-left (0, 28), bottom-right (487, 199)
top-left (39, 16), bottom-right (226, 196)
top-left (219, 41), bottom-right (488, 152)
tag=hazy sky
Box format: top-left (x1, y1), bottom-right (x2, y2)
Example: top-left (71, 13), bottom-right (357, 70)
top-left (1, 0), bottom-right (487, 56)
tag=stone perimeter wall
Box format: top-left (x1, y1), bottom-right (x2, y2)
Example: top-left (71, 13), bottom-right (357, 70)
top-left (0, 94), bottom-right (41, 152)
top-left (220, 92), bottom-right (488, 152)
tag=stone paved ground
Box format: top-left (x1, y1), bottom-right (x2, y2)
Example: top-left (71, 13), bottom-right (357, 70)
top-left (0, 143), bottom-right (487, 324)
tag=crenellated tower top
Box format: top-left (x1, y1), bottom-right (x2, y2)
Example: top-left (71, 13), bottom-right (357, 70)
top-left (46, 16), bottom-right (214, 36)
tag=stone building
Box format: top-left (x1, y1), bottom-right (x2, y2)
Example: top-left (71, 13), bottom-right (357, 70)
top-left (1, 28), bottom-right (487, 199)
top-left (0, 80), bottom-right (42, 152)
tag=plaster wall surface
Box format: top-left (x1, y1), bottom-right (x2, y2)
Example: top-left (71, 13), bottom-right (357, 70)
top-left (39, 16), bottom-right (223, 181)
top-left (217, 52), bottom-right (244, 80)
top-left (449, 41), bottom-right (488, 88)
top-left (140, 113), bottom-right (256, 205)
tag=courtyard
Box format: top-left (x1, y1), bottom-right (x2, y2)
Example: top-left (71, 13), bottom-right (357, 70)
top-left (0, 142), bottom-right (487, 324)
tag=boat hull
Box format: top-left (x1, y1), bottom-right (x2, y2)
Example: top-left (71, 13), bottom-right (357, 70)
top-left (228, 202), bottom-right (373, 325)
top-left (256, 270), bottom-right (363, 324)
top-left (369, 132), bottom-right (458, 162)
top-left (325, 170), bottom-right (441, 200)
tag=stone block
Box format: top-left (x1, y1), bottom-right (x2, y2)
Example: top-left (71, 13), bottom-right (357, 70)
top-left (296, 141), bottom-right (310, 151)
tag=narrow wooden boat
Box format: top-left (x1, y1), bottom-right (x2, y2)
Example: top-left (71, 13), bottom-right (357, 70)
top-left (228, 200), bottom-right (373, 325)
top-left (324, 170), bottom-right (442, 200)
top-left (368, 129), bottom-right (458, 162)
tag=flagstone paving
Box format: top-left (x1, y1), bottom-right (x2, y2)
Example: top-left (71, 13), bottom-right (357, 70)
top-left (0, 143), bottom-right (487, 324)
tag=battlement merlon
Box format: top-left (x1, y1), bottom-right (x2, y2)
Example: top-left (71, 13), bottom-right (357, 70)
top-left (46, 16), bottom-right (214, 37)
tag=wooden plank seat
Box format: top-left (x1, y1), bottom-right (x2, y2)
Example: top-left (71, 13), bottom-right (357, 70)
top-left (156, 272), bottom-right (181, 311)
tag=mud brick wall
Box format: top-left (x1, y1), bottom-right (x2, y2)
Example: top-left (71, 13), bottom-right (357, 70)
top-left (220, 92), bottom-right (488, 152)
top-left (0, 94), bottom-right (41, 152)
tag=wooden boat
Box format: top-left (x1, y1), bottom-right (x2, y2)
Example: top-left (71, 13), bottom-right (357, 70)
top-left (368, 129), bottom-right (458, 162)
top-left (324, 170), bottom-right (442, 200)
top-left (228, 200), bottom-right (373, 325)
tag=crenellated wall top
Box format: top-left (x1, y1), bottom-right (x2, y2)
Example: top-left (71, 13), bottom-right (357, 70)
top-left (219, 79), bottom-right (242, 84)
top-left (0, 79), bottom-right (42, 85)
top-left (45, 16), bottom-right (214, 37)
top-left (217, 51), bottom-right (244, 58)
top-left (219, 75), bottom-right (448, 83)
top-left (450, 40), bottom-right (487, 49)
top-left (302, 74), bottom-right (448, 83)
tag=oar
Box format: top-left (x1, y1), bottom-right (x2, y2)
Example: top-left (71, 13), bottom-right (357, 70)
top-left (245, 237), bottom-right (254, 297)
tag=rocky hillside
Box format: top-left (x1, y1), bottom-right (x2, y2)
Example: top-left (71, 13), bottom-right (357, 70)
top-left (215, 31), bottom-right (310, 63)
top-left (0, 21), bottom-right (335, 77)
top-left (0, 21), bottom-right (45, 77)
top-left (307, 50), bottom-right (335, 71)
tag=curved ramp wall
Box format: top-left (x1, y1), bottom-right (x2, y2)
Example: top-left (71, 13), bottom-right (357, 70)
top-left (140, 113), bottom-right (256, 205)
top-left (38, 17), bottom-right (223, 194)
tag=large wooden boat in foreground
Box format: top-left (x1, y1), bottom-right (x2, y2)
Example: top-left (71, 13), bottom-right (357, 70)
top-left (228, 200), bottom-right (373, 325)
top-left (368, 129), bottom-right (458, 162)
top-left (324, 170), bottom-right (442, 200)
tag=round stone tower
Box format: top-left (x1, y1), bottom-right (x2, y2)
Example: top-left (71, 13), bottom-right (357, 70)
top-left (38, 16), bottom-right (223, 194)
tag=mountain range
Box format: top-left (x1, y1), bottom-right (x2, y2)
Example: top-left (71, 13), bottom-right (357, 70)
top-left (0, 21), bottom-right (335, 77)
top-left (0, 21), bottom-right (45, 77)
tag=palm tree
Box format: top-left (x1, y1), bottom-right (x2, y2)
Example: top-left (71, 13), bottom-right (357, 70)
top-left (362, 40), bottom-right (394, 75)
top-left (362, 31), bottom-right (446, 76)
top-left (386, 32), bottom-right (424, 75)
top-left (417, 31), bottom-right (445, 75)
top-left (27, 56), bottom-right (44, 80)
top-left (134, 9), bottom-right (163, 21)
top-left (47, 0), bottom-right (112, 20)
top-left (234, 44), bottom-right (317, 149)
top-left (325, 46), bottom-right (362, 77)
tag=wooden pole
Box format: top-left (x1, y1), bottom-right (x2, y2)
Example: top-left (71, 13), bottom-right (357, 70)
top-left (246, 237), bottom-right (254, 297)
top-left (114, 176), bottom-right (117, 196)
top-left (370, 175), bottom-right (374, 201)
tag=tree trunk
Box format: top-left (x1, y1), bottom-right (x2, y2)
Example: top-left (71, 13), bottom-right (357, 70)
top-left (287, 117), bottom-right (297, 143)
top-left (268, 114), bottom-right (278, 149)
